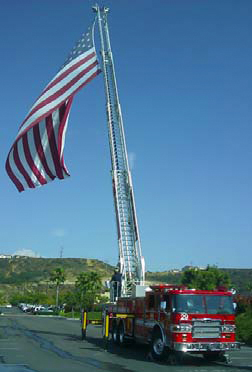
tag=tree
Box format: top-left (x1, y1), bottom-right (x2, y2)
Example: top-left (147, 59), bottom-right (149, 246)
top-left (0, 292), bottom-right (6, 305)
top-left (50, 267), bottom-right (66, 307)
top-left (63, 290), bottom-right (80, 317)
top-left (75, 271), bottom-right (102, 310)
top-left (31, 291), bottom-right (49, 305)
top-left (247, 282), bottom-right (252, 295)
top-left (181, 266), bottom-right (231, 290)
top-left (236, 311), bottom-right (252, 345)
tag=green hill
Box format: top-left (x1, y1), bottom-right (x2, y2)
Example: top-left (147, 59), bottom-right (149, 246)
top-left (0, 257), bottom-right (251, 294)
top-left (0, 256), bottom-right (114, 284)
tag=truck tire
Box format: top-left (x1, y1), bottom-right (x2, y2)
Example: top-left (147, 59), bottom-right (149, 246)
top-left (112, 322), bottom-right (119, 344)
top-left (150, 329), bottom-right (166, 361)
top-left (167, 351), bottom-right (183, 365)
top-left (118, 321), bottom-right (125, 345)
top-left (203, 351), bottom-right (222, 362)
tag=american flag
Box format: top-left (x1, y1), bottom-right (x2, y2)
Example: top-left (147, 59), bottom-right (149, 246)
top-left (6, 23), bottom-right (101, 192)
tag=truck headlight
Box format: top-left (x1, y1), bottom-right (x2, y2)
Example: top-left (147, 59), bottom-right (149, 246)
top-left (170, 324), bottom-right (181, 332)
top-left (222, 324), bottom-right (235, 332)
top-left (180, 324), bottom-right (192, 332)
top-left (170, 324), bottom-right (192, 332)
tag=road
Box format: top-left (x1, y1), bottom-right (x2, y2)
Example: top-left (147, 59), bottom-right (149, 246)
top-left (0, 307), bottom-right (251, 372)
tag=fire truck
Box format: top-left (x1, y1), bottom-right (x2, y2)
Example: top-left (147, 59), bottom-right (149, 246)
top-left (105, 285), bottom-right (239, 363)
top-left (88, 6), bottom-right (240, 364)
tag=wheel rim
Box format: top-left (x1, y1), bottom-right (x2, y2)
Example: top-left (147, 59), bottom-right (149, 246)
top-left (153, 337), bottom-right (164, 355)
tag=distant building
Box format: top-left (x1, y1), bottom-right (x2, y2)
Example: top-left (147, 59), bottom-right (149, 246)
top-left (0, 254), bottom-right (34, 259)
top-left (170, 269), bottom-right (180, 273)
top-left (182, 265), bottom-right (205, 272)
top-left (0, 254), bottom-right (12, 259)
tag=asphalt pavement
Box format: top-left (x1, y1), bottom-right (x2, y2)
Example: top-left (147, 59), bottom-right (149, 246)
top-left (0, 307), bottom-right (251, 372)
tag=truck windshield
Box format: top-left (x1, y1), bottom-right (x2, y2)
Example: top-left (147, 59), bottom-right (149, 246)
top-left (172, 294), bottom-right (234, 314)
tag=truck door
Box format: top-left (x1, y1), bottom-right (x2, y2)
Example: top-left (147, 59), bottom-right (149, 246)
top-left (162, 294), bottom-right (172, 340)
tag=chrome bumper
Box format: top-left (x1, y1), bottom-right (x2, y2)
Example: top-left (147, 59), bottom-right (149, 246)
top-left (173, 342), bottom-right (240, 352)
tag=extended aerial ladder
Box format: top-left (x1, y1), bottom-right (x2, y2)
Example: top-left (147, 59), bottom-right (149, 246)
top-left (93, 5), bottom-right (145, 297)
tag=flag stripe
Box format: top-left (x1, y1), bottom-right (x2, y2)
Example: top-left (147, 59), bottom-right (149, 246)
top-left (58, 97), bottom-right (72, 162)
top-left (27, 48), bottom-right (96, 115)
top-left (19, 59), bottom-right (98, 133)
top-left (58, 102), bottom-right (67, 157)
top-left (13, 143), bottom-right (35, 189)
top-left (22, 133), bottom-right (47, 185)
top-left (41, 51), bottom-right (96, 99)
top-left (7, 148), bottom-right (31, 191)
top-left (28, 53), bottom-right (97, 118)
top-left (46, 115), bottom-right (64, 179)
top-left (46, 47), bottom-right (96, 87)
top-left (17, 63), bottom-right (100, 140)
top-left (6, 156), bottom-right (24, 192)
top-left (38, 119), bottom-right (60, 182)
top-left (33, 124), bottom-right (55, 181)
top-left (18, 138), bottom-right (40, 187)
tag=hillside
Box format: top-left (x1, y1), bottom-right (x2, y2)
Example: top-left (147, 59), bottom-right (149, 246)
top-left (0, 257), bottom-right (251, 294)
top-left (0, 256), bottom-right (114, 284)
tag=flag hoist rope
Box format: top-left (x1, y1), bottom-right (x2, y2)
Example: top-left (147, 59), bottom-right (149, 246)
top-left (92, 5), bottom-right (145, 297)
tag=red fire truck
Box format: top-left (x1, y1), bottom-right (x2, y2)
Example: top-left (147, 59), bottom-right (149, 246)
top-left (105, 285), bottom-right (240, 364)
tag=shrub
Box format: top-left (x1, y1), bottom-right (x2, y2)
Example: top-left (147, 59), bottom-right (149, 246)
top-left (236, 311), bottom-right (252, 345)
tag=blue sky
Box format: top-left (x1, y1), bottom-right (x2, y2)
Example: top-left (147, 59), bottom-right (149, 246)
top-left (0, 0), bottom-right (251, 271)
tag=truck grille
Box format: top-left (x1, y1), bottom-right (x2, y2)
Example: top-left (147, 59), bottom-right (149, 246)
top-left (192, 319), bottom-right (221, 339)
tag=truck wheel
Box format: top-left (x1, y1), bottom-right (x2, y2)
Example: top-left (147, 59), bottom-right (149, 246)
top-left (151, 329), bottom-right (166, 361)
top-left (118, 322), bottom-right (125, 345)
top-left (112, 322), bottom-right (119, 344)
top-left (203, 351), bottom-right (221, 362)
top-left (167, 351), bottom-right (183, 365)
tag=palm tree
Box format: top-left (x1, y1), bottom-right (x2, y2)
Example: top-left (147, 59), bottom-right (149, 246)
top-left (50, 267), bottom-right (66, 307)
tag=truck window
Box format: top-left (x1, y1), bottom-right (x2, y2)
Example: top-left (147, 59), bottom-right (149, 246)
top-left (173, 295), bottom-right (205, 314)
top-left (172, 294), bottom-right (234, 314)
top-left (205, 295), bottom-right (234, 315)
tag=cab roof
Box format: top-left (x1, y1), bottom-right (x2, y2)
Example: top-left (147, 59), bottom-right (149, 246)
top-left (149, 284), bottom-right (232, 296)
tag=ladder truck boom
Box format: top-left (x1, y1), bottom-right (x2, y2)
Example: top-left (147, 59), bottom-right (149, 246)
top-left (93, 5), bottom-right (145, 297)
